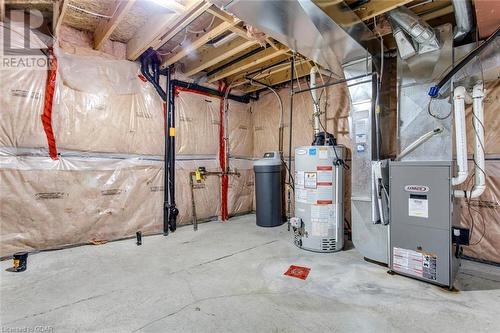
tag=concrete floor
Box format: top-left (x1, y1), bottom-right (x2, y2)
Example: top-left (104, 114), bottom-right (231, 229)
top-left (1, 214), bottom-right (500, 333)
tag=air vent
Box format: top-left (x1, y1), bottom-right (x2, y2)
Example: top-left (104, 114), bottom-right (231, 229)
top-left (322, 238), bottom-right (337, 251)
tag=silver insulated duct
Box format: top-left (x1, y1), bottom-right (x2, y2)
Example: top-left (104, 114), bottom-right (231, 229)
top-left (388, 6), bottom-right (440, 58)
top-left (215, 0), bottom-right (381, 75)
top-left (452, 0), bottom-right (473, 42)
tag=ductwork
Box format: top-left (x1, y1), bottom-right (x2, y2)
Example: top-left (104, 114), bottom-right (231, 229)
top-left (217, 0), bottom-right (380, 74)
top-left (388, 6), bottom-right (440, 57)
top-left (392, 25), bottom-right (416, 60)
top-left (452, 0), bottom-right (473, 42)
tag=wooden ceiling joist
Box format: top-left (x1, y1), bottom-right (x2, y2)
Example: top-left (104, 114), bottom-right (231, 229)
top-left (420, 4), bottom-right (454, 21)
top-left (229, 57), bottom-right (309, 88)
top-left (94, 0), bottom-right (136, 50)
top-left (127, 0), bottom-right (210, 60)
top-left (161, 18), bottom-right (241, 68)
top-left (183, 37), bottom-right (258, 76)
top-left (54, 0), bottom-right (68, 38)
top-left (352, 0), bottom-right (413, 21)
top-left (1, 0), bottom-right (5, 22)
top-left (242, 61), bottom-right (314, 93)
top-left (207, 45), bottom-right (289, 83)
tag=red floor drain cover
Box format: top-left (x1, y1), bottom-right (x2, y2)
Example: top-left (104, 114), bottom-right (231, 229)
top-left (284, 265), bottom-right (311, 280)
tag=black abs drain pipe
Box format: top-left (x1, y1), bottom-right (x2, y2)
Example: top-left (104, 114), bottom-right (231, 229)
top-left (140, 49), bottom-right (255, 235)
top-left (140, 50), bottom-right (177, 235)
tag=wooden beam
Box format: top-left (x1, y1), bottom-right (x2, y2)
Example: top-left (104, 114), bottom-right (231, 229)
top-left (242, 61), bottom-right (314, 93)
top-left (127, 0), bottom-right (210, 60)
top-left (420, 4), bottom-right (454, 21)
top-left (94, 0), bottom-right (136, 50)
top-left (207, 45), bottom-right (289, 83)
top-left (54, 0), bottom-right (68, 39)
top-left (230, 57), bottom-right (309, 88)
top-left (352, 0), bottom-right (413, 21)
top-left (314, 0), bottom-right (412, 23)
top-left (1, 0), bottom-right (5, 22)
top-left (52, 0), bottom-right (60, 32)
top-left (161, 19), bottom-right (240, 68)
top-left (226, 55), bottom-right (299, 87)
top-left (206, 5), bottom-right (252, 40)
top-left (183, 38), bottom-right (258, 76)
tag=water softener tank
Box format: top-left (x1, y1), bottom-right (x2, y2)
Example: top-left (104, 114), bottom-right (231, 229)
top-left (253, 152), bottom-right (283, 227)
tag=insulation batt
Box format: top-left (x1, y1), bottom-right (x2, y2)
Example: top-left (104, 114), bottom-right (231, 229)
top-left (228, 159), bottom-right (254, 216)
top-left (0, 68), bottom-right (48, 149)
top-left (0, 156), bottom-right (222, 257)
top-left (175, 92), bottom-right (220, 156)
top-left (51, 49), bottom-right (165, 156)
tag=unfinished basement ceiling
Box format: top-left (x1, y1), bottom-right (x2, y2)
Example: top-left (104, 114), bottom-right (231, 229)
top-left (2, 0), bottom-right (478, 93)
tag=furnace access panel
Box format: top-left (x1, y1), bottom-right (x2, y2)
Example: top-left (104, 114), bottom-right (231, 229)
top-left (389, 161), bottom-right (459, 288)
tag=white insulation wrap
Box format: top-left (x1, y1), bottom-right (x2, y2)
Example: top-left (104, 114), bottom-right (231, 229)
top-left (175, 91), bottom-right (220, 156)
top-left (0, 67), bottom-right (48, 149)
top-left (228, 158), bottom-right (255, 215)
top-left (0, 156), bottom-right (224, 257)
top-left (52, 49), bottom-right (165, 156)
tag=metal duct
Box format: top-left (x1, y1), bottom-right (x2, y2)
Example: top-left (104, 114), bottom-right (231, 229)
top-left (214, 0), bottom-right (381, 75)
top-left (452, 0), bottom-right (473, 42)
top-left (388, 6), bottom-right (440, 56)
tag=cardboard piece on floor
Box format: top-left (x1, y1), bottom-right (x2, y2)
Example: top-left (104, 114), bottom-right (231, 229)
top-left (284, 265), bottom-right (311, 280)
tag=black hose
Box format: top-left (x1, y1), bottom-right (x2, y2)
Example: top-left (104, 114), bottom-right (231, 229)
top-left (428, 27), bottom-right (499, 97)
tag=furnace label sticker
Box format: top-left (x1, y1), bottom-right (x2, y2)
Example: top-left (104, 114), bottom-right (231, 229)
top-left (409, 194), bottom-right (428, 218)
top-left (392, 247), bottom-right (423, 278)
top-left (392, 247), bottom-right (437, 281)
top-left (422, 253), bottom-right (437, 280)
top-left (304, 172), bottom-right (317, 189)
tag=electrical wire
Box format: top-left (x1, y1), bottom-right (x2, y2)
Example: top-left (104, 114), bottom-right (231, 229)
top-left (427, 97), bottom-right (452, 120)
top-left (187, 16), bottom-right (215, 34)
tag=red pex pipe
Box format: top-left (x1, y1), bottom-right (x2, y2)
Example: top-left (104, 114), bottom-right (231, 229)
top-left (41, 48), bottom-right (58, 160)
top-left (218, 82), bottom-right (229, 222)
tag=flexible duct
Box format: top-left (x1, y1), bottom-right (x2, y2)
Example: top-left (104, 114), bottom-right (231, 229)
top-left (455, 82), bottom-right (486, 198)
top-left (452, 0), bottom-right (473, 42)
top-left (452, 86), bottom-right (471, 186)
top-left (388, 6), bottom-right (440, 54)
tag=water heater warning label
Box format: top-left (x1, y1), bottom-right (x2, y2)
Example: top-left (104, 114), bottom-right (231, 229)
top-left (393, 247), bottom-right (437, 280)
top-left (304, 172), bottom-right (317, 189)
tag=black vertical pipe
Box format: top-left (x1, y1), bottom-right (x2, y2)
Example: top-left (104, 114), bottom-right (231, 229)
top-left (167, 65), bottom-right (178, 232)
top-left (163, 66), bottom-right (171, 235)
top-left (287, 54), bottom-right (295, 230)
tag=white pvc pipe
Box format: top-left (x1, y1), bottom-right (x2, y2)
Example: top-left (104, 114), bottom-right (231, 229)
top-left (451, 86), bottom-right (472, 186)
top-left (455, 82), bottom-right (486, 198)
top-left (310, 67), bottom-right (320, 135)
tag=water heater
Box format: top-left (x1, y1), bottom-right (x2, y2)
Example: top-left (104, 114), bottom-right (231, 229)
top-left (291, 145), bottom-right (345, 252)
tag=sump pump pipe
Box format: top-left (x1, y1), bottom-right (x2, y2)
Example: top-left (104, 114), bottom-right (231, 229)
top-left (455, 82), bottom-right (486, 198)
top-left (452, 86), bottom-right (472, 186)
